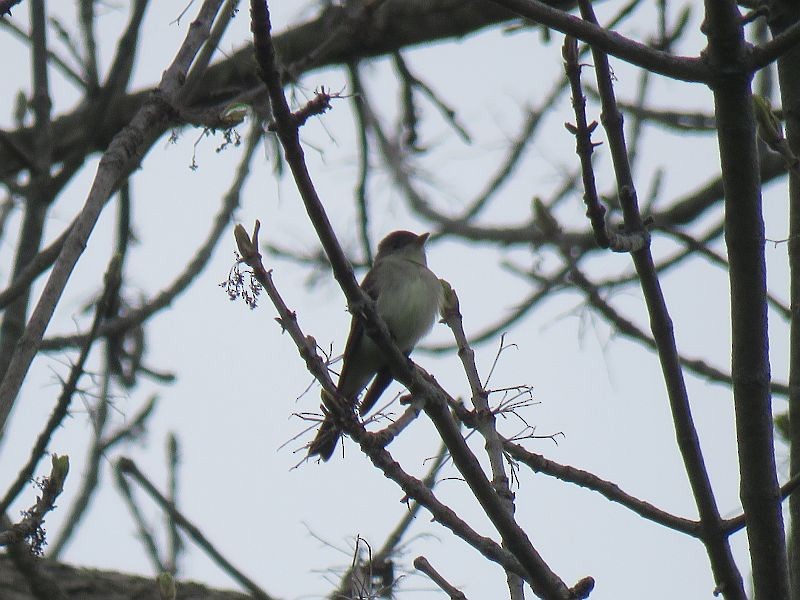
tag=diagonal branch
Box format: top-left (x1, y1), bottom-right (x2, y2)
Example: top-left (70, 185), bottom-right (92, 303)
top-left (502, 440), bottom-right (700, 536)
top-left (488, 0), bottom-right (710, 82)
top-left (750, 17), bottom-right (800, 72)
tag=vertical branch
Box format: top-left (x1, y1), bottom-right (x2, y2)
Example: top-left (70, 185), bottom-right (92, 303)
top-left (249, 0), bottom-right (358, 294)
top-left (165, 433), bottom-right (182, 575)
top-left (768, 1), bottom-right (800, 597)
top-left (753, 17), bottom-right (774, 100)
top-left (347, 62), bottom-right (374, 265)
top-left (562, 37), bottom-right (609, 249)
top-left (78, 0), bottom-right (99, 93)
top-left (574, 1), bottom-right (746, 598)
top-left (703, 1), bottom-right (789, 598)
top-left (440, 285), bottom-right (527, 600)
top-left (28, 0), bottom-right (52, 168)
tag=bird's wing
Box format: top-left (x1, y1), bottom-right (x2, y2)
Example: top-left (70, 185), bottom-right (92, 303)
top-left (337, 264), bottom-right (382, 392)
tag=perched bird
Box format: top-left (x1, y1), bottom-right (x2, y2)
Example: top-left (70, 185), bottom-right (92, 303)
top-left (308, 230), bottom-right (443, 461)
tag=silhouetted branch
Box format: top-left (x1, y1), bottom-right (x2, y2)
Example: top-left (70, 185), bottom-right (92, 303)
top-left (751, 18), bottom-right (800, 71)
top-left (488, 0), bottom-right (711, 82)
top-left (503, 440), bottom-right (699, 535)
top-left (165, 433), bottom-right (183, 575)
top-left (114, 460), bottom-right (166, 573)
top-left (0, 219), bottom-right (70, 311)
top-left (703, 0), bottom-right (789, 596)
top-left (440, 281), bottom-right (527, 599)
top-left (346, 62), bottom-right (374, 266)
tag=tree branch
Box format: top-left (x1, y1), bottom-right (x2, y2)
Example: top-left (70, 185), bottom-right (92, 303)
top-left (703, 0), bottom-right (789, 597)
top-left (488, 0), bottom-right (711, 82)
top-left (0, 554), bottom-right (253, 600)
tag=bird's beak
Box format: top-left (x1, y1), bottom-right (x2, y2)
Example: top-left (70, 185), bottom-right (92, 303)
top-left (416, 232), bottom-right (430, 246)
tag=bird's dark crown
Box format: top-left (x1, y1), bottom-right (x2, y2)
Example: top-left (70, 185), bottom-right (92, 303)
top-left (375, 230), bottom-right (424, 259)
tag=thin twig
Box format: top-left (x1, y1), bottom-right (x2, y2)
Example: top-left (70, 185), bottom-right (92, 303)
top-left (0, 17), bottom-right (85, 88)
top-left (114, 459), bottom-right (166, 573)
top-left (346, 62), bottom-right (373, 266)
top-left (0, 217), bottom-right (71, 310)
top-left (440, 282), bottom-right (532, 600)
top-left (165, 433), bottom-right (182, 575)
top-left (78, 0), bottom-right (99, 91)
top-left (502, 439), bottom-right (699, 536)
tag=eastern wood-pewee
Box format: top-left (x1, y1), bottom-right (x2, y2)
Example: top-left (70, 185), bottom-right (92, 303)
top-left (308, 230), bottom-right (443, 461)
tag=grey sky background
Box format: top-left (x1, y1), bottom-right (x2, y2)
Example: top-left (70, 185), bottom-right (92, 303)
top-left (0, 1), bottom-right (792, 598)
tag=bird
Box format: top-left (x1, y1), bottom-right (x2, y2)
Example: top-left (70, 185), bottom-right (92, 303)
top-left (308, 230), bottom-right (443, 461)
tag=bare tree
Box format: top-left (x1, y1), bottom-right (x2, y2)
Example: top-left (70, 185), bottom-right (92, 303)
top-left (1, 0), bottom-right (800, 598)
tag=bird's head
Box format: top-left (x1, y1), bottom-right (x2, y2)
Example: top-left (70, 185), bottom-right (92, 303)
top-left (375, 230), bottom-right (430, 265)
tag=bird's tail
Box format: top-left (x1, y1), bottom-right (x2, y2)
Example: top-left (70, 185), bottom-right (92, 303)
top-left (308, 414), bottom-right (339, 461)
